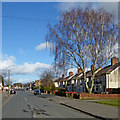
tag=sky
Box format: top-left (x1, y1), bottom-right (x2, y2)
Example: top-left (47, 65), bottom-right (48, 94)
top-left (0, 1), bottom-right (118, 84)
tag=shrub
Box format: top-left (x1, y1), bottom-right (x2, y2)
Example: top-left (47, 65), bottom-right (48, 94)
top-left (44, 87), bottom-right (51, 91)
top-left (34, 86), bottom-right (39, 89)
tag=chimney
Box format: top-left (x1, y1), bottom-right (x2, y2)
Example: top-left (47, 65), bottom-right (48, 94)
top-left (69, 72), bottom-right (73, 76)
top-left (78, 68), bottom-right (82, 74)
top-left (111, 57), bottom-right (119, 66)
top-left (91, 65), bottom-right (96, 72)
top-left (62, 74), bottom-right (65, 78)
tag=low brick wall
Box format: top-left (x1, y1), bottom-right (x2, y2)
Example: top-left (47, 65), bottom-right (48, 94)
top-left (79, 93), bottom-right (120, 99)
top-left (46, 91), bottom-right (120, 99)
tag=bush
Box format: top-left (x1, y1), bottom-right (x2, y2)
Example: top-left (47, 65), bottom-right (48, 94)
top-left (112, 88), bottom-right (120, 94)
top-left (34, 86), bottom-right (39, 89)
top-left (58, 88), bottom-right (66, 93)
top-left (44, 87), bottom-right (51, 91)
top-left (73, 94), bottom-right (79, 99)
top-left (51, 85), bottom-right (55, 91)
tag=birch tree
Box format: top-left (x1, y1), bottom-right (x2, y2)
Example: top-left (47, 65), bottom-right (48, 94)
top-left (46, 7), bottom-right (118, 93)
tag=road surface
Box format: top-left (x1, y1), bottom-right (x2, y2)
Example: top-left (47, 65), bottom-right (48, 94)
top-left (2, 91), bottom-right (94, 118)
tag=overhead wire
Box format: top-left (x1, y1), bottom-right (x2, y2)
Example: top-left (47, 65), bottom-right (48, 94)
top-left (2, 15), bottom-right (57, 22)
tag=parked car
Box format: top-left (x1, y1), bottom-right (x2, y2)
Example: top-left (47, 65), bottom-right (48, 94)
top-left (21, 88), bottom-right (25, 91)
top-left (26, 88), bottom-right (29, 90)
top-left (10, 89), bottom-right (16, 94)
top-left (34, 89), bottom-right (41, 95)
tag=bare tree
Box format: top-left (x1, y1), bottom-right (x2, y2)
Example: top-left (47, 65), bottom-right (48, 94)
top-left (46, 7), bottom-right (118, 93)
top-left (40, 70), bottom-right (55, 90)
top-left (0, 70), bottom-right (7, 86)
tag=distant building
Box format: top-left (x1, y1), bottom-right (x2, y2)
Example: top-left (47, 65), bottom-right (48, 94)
top-left (0, 75), bottom-right (4, 90)
top-left (35, 79), bottom-right (42, 87)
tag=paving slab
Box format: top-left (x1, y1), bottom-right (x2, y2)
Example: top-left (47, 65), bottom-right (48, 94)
top-left (43, 94), bottom-right (119, 119)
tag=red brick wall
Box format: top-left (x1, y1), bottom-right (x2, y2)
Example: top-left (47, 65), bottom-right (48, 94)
top-left (111, 57), bottom-right (119, 65)
top-left (79, 93), bottom-right (120, 99)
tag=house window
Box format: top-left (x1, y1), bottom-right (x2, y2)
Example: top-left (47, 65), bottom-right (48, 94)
top-left (67, 83), bottom-right (70, 86)
top-left (96, 86), bottom-right (98, 91)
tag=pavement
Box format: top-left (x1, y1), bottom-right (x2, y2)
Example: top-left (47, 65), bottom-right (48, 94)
top-left (2, 91), bottom-right (10, 99)
top-left (41, 94), bottom-right (120, 120)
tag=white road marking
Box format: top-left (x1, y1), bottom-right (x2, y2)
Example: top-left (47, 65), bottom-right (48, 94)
top-left (24, 97), bottom-right (35, 118)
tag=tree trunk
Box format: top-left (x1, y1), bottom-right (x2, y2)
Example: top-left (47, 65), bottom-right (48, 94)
top-left (83, 70), bottom-right (96, 94)
top-left (89, 75), bottom-right (95, 93)
top-left (83, 71), bottom-right (91, 93)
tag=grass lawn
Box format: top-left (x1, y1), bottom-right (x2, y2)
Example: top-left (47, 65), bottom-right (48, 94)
top-left (93, 100), bottom-right (120, 108)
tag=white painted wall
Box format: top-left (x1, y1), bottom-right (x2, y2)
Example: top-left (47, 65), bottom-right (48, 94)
top-left (106, 67), bottom-right (120, 88)
top-left (54, 82), bottom-right (59, 87)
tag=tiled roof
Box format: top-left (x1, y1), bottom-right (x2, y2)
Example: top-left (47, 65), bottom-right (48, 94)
top-left (69, 73), bottom-right (82, 80)
top-left (95, 62), bottom-right (120, 76)
top-left (54, 77), bottom-right (65, 82)
top-left (54, 62), bottom-right (120, 81)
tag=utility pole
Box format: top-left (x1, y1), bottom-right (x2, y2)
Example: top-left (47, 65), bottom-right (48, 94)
top-left (8, 70), bottom-right (10, 89)
top-left (39, 79), bottom-right (41, 94)
top-left (39, 79), bottom-right (40, 90)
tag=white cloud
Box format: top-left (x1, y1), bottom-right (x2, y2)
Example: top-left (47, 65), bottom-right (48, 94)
top-left (36, 41), bottom-right (53, 51)
top-left (56, 2), bottom-right (118, 23)
top-left (13, 62), bottom-right (51, 74)
top-left (0, 54), bottom-right (16, 71)
top-left (13, 78), bottom-right (32, 83)
top-left (0, 54), bottom-right (52, 75)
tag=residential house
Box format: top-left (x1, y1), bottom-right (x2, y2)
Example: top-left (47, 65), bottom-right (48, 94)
top-left (66, 69), bottom-right (83, 92)
top-left (54, 74), bottom-right (65, 88)
top-left (30, 81), bottom-right (35, 90)
top-left (54, 72), bottom-right (75, 91)
top-left (55, 57), bottom-right (120, 93)
top-left (94, 57), bottom-right (120, 93)
top-left (76, 57), bottom-right (120, 93)
top-left (35, 79), bottom-right (42, 87)
top-left (65, 72), bottom-right (75, 91)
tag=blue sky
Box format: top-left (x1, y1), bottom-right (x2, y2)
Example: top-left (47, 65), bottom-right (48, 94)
top-left (2, 2), bottom-right (59, 64)
top-left (1, 2), bottom-right (118, 84)
top-left (2, 2), bottom-right (60, 83)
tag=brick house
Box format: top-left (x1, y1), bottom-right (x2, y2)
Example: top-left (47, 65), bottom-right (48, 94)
top-left (35, 79), bottom-right (42, 87)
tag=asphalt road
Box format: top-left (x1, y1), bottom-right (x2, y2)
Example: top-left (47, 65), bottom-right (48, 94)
top-left (2, 91), bottom-right (94, 118)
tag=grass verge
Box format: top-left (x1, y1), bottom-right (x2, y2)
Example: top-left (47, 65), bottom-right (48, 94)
top-left (93, 100), bottom-right (120, 108)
